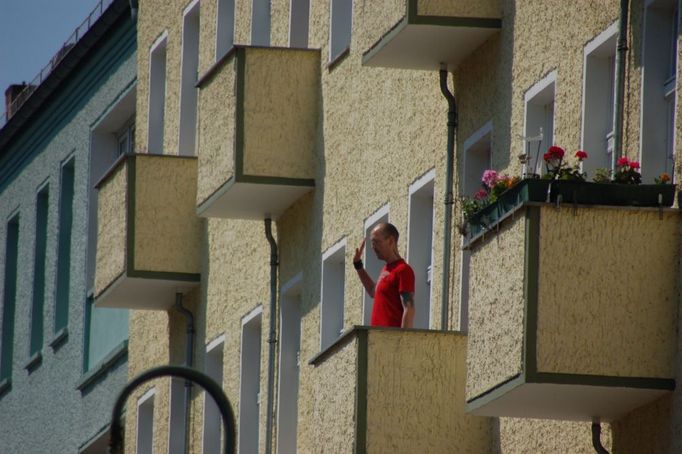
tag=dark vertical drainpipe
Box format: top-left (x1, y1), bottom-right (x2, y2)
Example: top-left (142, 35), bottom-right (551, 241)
top-left (264, 218), bottom-right (278, 454)
top-left (439, 64), bottom-right (457, 331)
top-left (174, 292), bottom-right (194, 453)
top-left (592, 422), bottom-right (610, 454)
top-left (612, 0), bottom-right (630, 169)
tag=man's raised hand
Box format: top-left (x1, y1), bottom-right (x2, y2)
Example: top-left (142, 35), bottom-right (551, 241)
top-left (354, 239), bottom-right (365, 263)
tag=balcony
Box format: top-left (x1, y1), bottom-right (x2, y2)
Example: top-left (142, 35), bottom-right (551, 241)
top-left (362, 0), bottom-right (501, 71)
top-left (94, 154), bottom-right (202, 310)
top-left (307, 327), bottom-right (491, 453)
top-left (465, 203), bottom-right (678, 421)
top-left (195, 46), bottom-right (319, 219)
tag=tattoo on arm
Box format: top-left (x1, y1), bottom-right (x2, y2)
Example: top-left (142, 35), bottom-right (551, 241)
top-left (400, 292), bottom-right (414, 309)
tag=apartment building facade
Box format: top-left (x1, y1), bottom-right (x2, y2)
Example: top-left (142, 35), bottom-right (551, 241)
top-left (103, 0), bottom-right (682, 452)
top-left (0, 0), bottom-right (136, 452)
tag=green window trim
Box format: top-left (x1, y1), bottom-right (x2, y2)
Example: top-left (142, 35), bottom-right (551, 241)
top-left (30, 186), bottom-right (49, 356)
top-left (55, 158), bottom-right (75, 334)
top-left (1, 214), bottom-right (20, 382)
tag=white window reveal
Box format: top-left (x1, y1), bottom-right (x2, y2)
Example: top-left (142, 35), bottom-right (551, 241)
top-left (203, 335), bottom-right (225, 454)
top-left (289, 0), bottom-right (310, 48)
top-left (136, 388), bottom-right (156, 454)
top-left (407, 171), bottom-right (435, 329)
top-left (179, 0), bottom-right (201, 156)
top-left (582, 22), bottom-right (618, 177)
top-left (239, 307), bottom-right (262, 454)
top-left (363, 205), bottom-right (390, 324)
top-left (329, 0), bottom-right (352, 63)
top-left (148, 33), bottom-right (168, 155)
top-left (277, 274), bottom-right (303, 454)
top-left (524, 71), bottom-right (556, 177)
top-left (251, 0), bottom-right (271, 46)
top-left (462, 121), bottom-right (492, 196)
top-left (320, 239), bottom-right (346, 350)
top-left (216, 0), bottom-right (235, 59)
top-left (641, 0), bottom-right (678, 181)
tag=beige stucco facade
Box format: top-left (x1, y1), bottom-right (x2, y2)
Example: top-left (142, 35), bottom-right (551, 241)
top-left (109, 0), bottom-right (682, 452)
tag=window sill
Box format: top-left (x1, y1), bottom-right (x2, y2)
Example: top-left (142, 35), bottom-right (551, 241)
top-left (76, 340), bottom-right (128, 391)
top-left (327, 47), bottom-right (350, 72)
top-left (0, 378), bottom-right (11, 398)
top-left (49, 327), bottom-right (69, 350)
top-left (24, 351), bottom-right (43, 374)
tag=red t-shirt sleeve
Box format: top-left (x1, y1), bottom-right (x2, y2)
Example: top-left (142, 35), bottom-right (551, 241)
top-left (398, 264), bottom-right (415, 294)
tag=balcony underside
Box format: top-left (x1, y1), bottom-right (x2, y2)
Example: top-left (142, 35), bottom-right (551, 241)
top-left (95, 272), bottom-right (199, 310)
top-left (467, 376), bottom-right (673, 422)
top-left (197, 178), bottom-right (314, 219)
top-left (363, 18), bottom-right (500, 71)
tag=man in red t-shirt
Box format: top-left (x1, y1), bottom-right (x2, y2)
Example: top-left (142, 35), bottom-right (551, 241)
top-left (353, 223), bottom-right (415, 328)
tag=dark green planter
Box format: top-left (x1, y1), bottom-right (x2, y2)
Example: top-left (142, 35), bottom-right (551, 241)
top-left (466, 180), bottom-right (675, 240)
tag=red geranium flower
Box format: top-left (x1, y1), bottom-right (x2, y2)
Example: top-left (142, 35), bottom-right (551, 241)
top-left (629, 160), bottom-right (640, 170)
top-left (617, 156), bottom-right (630, 167)
top-left (546, 145), bottom-right (565, 160)
top-left (575, 150), bottom-right (588, 160)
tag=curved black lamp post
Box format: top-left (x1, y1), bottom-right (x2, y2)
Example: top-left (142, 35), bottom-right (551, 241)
top-left (109, 365), bottom-right (235, 454)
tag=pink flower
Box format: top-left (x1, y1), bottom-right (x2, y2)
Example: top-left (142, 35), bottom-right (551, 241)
top-left (481, 169), bottom-right (498, 189)
top-left (474, 189), bottom-right (488, 200)
top-left (629, 160), bottom-right (640, 170)
top-left (575, 150), bottom-right (588, 161)
top-left (617, 156), bottom-right (630, 167)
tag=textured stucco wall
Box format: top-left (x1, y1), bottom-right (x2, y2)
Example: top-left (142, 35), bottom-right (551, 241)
top-left (301, 337), bottom-right (358, 454)
top-left (499, 418), bottom-right (613, 453)
top-left (536, 206), bottom-right (678, 378)
top-left (95, 161), bottom-right (127, 296)
top-left (242, 48), bottom-right (318, 179)
top-left (466, 216), bottom-right (525, 401)
top-left (0, 9), bottom-right (135, 453)
top-left (417, 0), bottom-right (501, 19)
top-left (133, 155), bottom-right (202, 273)
top-left (366, 330), bottom-right (491, 453)
top-left (196, 57), bottom-right (237, 206)
top-left (355, 0), bottom-right (405, 56)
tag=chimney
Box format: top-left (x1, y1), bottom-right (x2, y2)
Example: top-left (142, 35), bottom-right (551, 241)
top-left (5, 83), bottom-right (28, 118)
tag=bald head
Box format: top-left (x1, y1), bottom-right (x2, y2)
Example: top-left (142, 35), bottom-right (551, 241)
top-left (372, 222), bottom-right (399, 242)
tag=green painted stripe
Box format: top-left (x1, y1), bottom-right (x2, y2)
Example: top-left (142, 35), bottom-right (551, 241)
top-left (236, 174), bottom-right (315, 187)
top-left (235, 47), bottom-right (246, 179)
top-left (411, 15), bottom-right (502, 28)
top-left (355, 329), bottom-right (369, 454)
top-left (523, 206), bottom-right (540, 375)
top-left (465, 373), bottom-right (524, 410)
top-left (528, 372), bottom-right (676, 390)
top-left (126, 270), bottom-right (201, 282)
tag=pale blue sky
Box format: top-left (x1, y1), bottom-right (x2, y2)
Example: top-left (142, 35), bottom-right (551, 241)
top-left (0, 0), bottom-right (100, 109)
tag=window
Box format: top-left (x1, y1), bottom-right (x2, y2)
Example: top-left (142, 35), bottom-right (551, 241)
top-left (54, 158), bottom-right (75, 335)
top-left (289, 0), bottom-right (310, 48)
top-left (329, 0), bottom-right (352, 63)
top-left (363, 205), bottom-right (389, 324)
top-left (407, 171), bottom-right (435, 329)
top-left (278, 274), bottom-right (302, 454)
top-left (239, 307), bottom-right (262, 454)
top-left (84, 88), bottom-right (134, 371)
top-left (179, 0), bottom-right (201, 156)
top-left (524, 71), bottom-right (556, 177)
top-left (462, 121), bottom-right (492, 196)
top-left (641, 0), bottom-right (678, 181)
top-left (168, 378), bottom-right (186, 453)
top-left (30, 187), bottom-right (49, 357)
top-left (1, 214), bottom-right (19, 383)
top-left (216, 0), bottom-right (235, 58)
top-left (582, 23), bottom-right (617, 177)
top-left (320, 239), bottom-right (346, 349)
top-left (203, 335), bottom-right (225, 454)
top-left (117, 121), bottom-right (135, 156)
top-left (136, 388), bottom-right (156, 454)
top-left (251, 0), bottom-right (271, 46)
top-left (148, 33), bottom-right (168, 155)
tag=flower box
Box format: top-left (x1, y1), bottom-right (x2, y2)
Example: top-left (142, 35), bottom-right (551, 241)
top-left (466, 179), bottom-right (675, 240)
